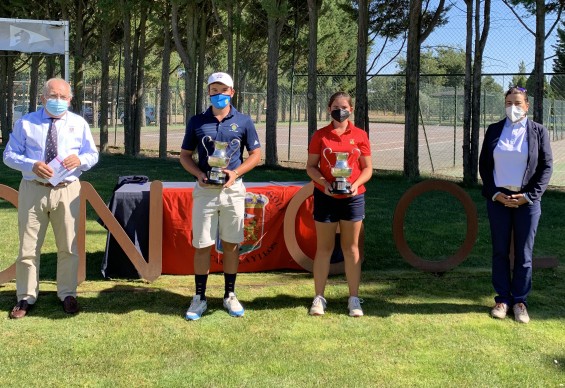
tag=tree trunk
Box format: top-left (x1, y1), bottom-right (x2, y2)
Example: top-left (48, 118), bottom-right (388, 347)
top-left (462, 0), bottom-right (473, 185)
top-left (533, 0), bottom-right (545, 123)
top-left (131, 10), bottom-right (142, 155)
top-left (470, 0), bottom-right (490, 184)
top-left (45, 56), bottom-right (56, 79)
top-left (99, 16), bottom-right (111, 153)
top-left (233, 2), bottom-right (243, 107)
top-left (306, 0), bottom-right (318, 142)
top-left (160, 3), bottom-right (172, 159)
top-left (123, 3), bottom-right (134, 154)
top-left (403, 0), bottom-right (445, 179)
top-left (212, 0), bottom-right (234, 75)
top-left (29, 56), bottom-right (40, 113)
top-left (197, 8), bottom-right (207, 113)
top-left (71, 0), bottom-right (85, 115)
top-left (355, 0), bottom-right (369, 133)
top-left (404, 0), bottom-right (421, 179)
top-left (264, 0), bottom-right (288, 166)
top-left (186, 6), bottom-right (198, 119)
top-left (172, 2), bottom-right (197, 119)
top-left (134, 6), bottom-right (149, 155)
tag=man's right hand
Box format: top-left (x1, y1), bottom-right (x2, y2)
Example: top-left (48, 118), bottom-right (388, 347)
top-left (197, 171), bottom-right (209, 185)
top-left (32, 161), bottom-right (54, 179)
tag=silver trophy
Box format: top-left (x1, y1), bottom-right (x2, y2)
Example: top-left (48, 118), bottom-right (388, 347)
top-left (202, 136), bottom-right (241, 185)
top-left (323, 148), bottom-right (361, 194)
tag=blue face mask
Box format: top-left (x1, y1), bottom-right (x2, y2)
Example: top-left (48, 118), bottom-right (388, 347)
top-left (45, 99), bottom-right (69, 116)
top-left (210, 93), bottom-right (231, 109)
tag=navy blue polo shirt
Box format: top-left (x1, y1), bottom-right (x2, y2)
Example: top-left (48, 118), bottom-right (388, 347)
top-left (181, 106), bottom-right (261, 174)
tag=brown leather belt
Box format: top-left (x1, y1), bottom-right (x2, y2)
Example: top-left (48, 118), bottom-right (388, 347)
top-left (33, 180), bottom-right (71, 188)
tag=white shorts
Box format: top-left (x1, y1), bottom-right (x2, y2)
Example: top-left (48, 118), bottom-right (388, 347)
top-left (191, 180), bottom-right (246, 248)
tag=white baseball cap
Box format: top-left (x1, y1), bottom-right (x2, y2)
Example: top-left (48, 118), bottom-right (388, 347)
top-left (207, 72), bottom-right (234, 88)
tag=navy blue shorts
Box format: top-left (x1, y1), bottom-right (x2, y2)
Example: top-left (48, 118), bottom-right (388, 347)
top-left (313, 188), bottom-right (365, 223)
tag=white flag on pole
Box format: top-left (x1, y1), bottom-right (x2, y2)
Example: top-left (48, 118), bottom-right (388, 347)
top-left (0, 18), bottom-right (66, 54)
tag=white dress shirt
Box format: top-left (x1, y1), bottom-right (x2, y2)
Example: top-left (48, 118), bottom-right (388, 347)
top-left (493, 117), bottom-right (528, 189)
top-left (3, 107), bottom-right (99, 182)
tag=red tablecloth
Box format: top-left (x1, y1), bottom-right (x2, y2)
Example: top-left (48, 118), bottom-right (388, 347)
top-left (161, 183), bottom-right (316, 274)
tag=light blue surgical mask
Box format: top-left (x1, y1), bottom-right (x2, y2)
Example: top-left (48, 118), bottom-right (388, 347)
top-left (210, 93), bottom-right (231, 109)
top-left (45, 98), bottom-right (69, 116)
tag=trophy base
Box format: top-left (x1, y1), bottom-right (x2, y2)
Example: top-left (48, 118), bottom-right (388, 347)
top-left (205, 179), bottom-right (225, 185)
top-left (330, 188), bottom-right (352, 195)
top-left (331, 179), bottom-right (351, 195)
top-left (206, 170), bottom-right (227, 185)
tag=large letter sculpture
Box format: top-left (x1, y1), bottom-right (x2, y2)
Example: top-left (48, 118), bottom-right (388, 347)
top-left (0, 184), bottom-right (18, 284)
top-left (0, 181), bottom-right (163, 285)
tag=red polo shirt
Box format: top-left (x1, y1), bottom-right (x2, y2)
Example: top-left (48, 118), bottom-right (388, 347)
top-left (308, 121), bottom-right (372, 196)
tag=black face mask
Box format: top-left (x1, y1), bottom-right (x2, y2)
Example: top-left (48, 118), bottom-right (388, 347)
top-left (331, 108), bottom-right (350, 123)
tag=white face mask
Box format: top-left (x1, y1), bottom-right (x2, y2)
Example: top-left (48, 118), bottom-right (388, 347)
top-left (506, 105), bottom-right (525, 122)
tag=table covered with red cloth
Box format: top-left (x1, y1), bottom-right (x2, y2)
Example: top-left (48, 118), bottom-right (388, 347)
top-left (103, 181), bottom-right (322, 277)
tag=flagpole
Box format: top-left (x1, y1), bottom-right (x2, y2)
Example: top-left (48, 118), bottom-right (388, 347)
top-left (64, 21), bottom-right (69, 82)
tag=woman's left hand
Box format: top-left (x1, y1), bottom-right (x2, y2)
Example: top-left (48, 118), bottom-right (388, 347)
top-left (508, 193), bottom-right (529, 207)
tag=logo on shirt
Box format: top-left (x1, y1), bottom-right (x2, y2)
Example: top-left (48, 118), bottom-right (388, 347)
top-left (229, 124), bottom-right (239, 132)
top-left (350, 139), bottom-right (355, 145)
top-left (69, 127), bottom-right (75, 133)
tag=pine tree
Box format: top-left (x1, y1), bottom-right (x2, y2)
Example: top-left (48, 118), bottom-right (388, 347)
top-left (511, 61), bottom-right (528, 89)
top-left (550, 22), bottom-right (565, 99)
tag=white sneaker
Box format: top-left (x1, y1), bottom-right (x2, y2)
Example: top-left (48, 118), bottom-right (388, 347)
top-left (348, 296), bottom-right (364, 317)
top-left (513, 303), bottom-right (530, 324)
top-left (490, 302), bottom-right (509, 319)
top-left (309, 295), bottom-right (327, 316)
top-left (223, 292), bottom-right (244, 317)
top-left (185, 295), bottom-right (207, 321)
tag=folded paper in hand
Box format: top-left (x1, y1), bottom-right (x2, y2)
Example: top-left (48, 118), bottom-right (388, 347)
top-left (47, 155), bottom-right (76, 186)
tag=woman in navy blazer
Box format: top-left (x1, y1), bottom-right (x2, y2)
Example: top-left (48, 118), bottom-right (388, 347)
top-left (479, 86), bottom-right (553, 323)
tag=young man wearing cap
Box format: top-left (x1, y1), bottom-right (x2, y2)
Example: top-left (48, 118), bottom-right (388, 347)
top-left (180, 72), bottom-right (261, 320)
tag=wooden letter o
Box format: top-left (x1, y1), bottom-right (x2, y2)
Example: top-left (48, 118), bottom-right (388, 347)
top-left (392, 180), bottom-right (478, 272)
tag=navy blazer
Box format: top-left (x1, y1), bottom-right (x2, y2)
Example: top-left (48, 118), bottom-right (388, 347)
top-left (479, 118), bottom-right (553, 202)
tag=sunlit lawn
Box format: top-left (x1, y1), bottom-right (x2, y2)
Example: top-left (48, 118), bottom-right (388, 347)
top-left (0, 151), bottom-right (563, 386)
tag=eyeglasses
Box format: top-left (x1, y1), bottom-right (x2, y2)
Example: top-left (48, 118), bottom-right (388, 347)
top-left (46, 94), bottom-right (71, 100)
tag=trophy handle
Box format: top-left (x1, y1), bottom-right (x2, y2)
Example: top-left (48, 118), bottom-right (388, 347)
top-left (202, 136), bottom-right (213, 158)
top-left (228, 139), bottom-right (242, 160)
top-left (322, 147), bottom-right (333, 167)
top-left (348, 148), bottom-right (361, 164)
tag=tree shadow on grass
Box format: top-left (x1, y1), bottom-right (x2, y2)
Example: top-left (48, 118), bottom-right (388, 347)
top-left (246, 268), bottom-right (565, 320)
top-left (2, 252), bottom-right (562, 320)
top-left (0, 285), bottom-right (193, 320)
top-left (246, 294), bottom-right (486, 318)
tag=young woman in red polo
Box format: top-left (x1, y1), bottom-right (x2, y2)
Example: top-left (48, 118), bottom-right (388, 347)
top-left (306, 91), bottom-right (373, 317)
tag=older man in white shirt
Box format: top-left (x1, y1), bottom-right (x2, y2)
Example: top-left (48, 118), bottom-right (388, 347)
top-left (3, 78), bottom-right (99, 318)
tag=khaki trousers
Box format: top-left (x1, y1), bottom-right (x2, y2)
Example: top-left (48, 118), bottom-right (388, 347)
top-left (16, 179), bottom-right (81, 303)
top-left (191, 180), bottom-right (246, 248)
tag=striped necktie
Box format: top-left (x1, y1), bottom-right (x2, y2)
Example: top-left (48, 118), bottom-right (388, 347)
top-left (45, 118), bottom-right (58, 164)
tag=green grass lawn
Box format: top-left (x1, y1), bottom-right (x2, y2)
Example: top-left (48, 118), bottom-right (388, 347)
top-left (0, 151), bottom-right (564, 387)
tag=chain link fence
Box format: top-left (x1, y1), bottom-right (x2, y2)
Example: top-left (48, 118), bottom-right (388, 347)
top-left (6, 72), bottom-right (565, 186)
top-left (272, 73), bottom-right (565, 186)
top-left (3, 0), bottom-right (565, 185)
